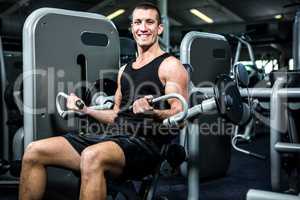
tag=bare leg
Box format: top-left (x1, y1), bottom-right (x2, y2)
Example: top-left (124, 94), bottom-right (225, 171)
top-left (19, 136), bottom-right (81, 200)
top-left (79, 141), bottom-right (125, 200)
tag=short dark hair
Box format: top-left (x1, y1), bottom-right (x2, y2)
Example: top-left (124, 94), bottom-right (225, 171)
top-left (131, 2), bottom-right (162, 24)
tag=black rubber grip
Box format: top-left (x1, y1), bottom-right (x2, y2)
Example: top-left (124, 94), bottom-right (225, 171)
top-left (75, 100), bottom-right (85, 110)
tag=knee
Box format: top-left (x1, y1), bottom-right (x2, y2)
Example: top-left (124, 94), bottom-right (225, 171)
top-left (22, 141), bottom-right (43, 165)
top-left (80, 148), bottom-right (108, 175)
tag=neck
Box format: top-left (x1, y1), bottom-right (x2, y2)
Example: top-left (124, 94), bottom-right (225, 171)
top-left (136, 42), bottom-right (164, 61)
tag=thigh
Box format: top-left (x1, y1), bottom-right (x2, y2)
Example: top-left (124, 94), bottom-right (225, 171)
top-left (83, 141), bottom-right (126, 176)
top-left (27, 136), bottom-right (81, 171)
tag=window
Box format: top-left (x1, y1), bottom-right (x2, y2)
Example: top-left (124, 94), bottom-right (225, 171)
top-left (289, 59), bottom-right (294, 70)
top-left (238, 59), bottom-right (278, 74)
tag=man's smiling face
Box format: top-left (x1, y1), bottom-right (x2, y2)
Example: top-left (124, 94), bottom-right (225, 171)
top-left (131, 8), bottom-right (163, 49)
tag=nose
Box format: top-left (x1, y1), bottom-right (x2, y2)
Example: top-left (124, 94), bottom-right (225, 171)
top-left (140, 21), bottom-right (147, 31)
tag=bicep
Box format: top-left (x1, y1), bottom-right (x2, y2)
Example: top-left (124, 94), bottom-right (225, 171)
top-left (113, 65), bottom-right (126, 112)
top-left (164, 64), bottom-right (189, 111)
top-left (113, 86), bottom-right (122, 112)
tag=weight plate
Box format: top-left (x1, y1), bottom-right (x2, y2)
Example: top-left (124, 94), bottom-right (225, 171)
top-left (214, 75), bottom-right (243, 124)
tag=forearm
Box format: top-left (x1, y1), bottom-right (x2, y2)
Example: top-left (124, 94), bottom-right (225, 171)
top-left (85, 108), bottom-right (118, 124)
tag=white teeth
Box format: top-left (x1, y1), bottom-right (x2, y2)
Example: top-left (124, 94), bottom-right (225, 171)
top-left (140, 35), bottom-right (149, 38)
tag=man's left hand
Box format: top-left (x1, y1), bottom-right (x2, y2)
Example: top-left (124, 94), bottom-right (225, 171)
top-left (132, 95), bottom-right (154, 114)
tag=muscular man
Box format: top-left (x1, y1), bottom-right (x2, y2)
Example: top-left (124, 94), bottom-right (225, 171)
top-left (19, 2), bottom-right (188, 200)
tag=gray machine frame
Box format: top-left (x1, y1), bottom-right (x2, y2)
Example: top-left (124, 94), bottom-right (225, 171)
top-left (20, 8), bottom-right (120, 198)
top-left (0, 36), bottom-right (9, 160)
top-left (22, 8), bottom-right (120, 150)
top-left (180, 31), bottom-right (232, 200)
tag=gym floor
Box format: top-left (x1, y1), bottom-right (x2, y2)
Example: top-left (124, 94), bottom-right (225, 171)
top-left (0, 123), bottom-right (271, 200)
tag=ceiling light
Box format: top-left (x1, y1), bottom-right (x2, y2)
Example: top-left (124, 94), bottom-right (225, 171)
top-left (190, 9), bottom-right (214, 24)
top-left (274, 14), bottom-right (283, 20)
top-left (106, 9), bottom-right (125, 20)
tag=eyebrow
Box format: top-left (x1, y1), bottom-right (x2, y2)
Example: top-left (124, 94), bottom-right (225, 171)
top-left (132, 18), bottom-right (157, 22)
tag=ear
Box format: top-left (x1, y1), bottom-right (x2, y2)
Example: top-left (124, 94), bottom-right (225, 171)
top-left (158, 23), bottom-right (164, 35)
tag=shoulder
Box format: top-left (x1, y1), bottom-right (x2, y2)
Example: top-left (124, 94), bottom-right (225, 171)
top-left (159, 56), bottom-right (188, 79)
top-left (117, 64), bottom-right (127, 82)
top-left (118, 64), bottom-right (128, 76)
top-left (161, 55), bottom-right (181, 67)
top-left (119, 64), bottom-right (126, 73)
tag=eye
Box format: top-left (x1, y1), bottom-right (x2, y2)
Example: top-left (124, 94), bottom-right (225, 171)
top-left (146, 19), bottom-right (155, 24)
top-left (133, 20), bottom-right (141, 25)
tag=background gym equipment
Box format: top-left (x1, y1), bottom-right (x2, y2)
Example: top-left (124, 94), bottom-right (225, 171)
top-left (180, 31), bottom-right (233, 185)
top-left (194, 68), bottom-right (300, 199)
top-left (244, 74), bottom-right (300, 199)
top-left (230, 34), bottom-right (264, 87)
top-left (0, 159), bottom-right (10, 175)
top-left (231, 63), bottom-right (266, 160)
top-left (179, 31), bottom-right (258, 200)
top-left (0, 40), bottom-right (23, 163)
top-left (0, 159), bottom-right (21, 177)
top-left (0, 42), bottom-right (23, 179)
top-left (185, 74), bottom-right (247, 124)
top-left (0, 36), bottom-right (8, 161)
top-left (187, 74), bottom-right (250, 200)
top-left (120, 37), bottom-right (136, 66)
top-left (246, 11), bottom-right (300, 200)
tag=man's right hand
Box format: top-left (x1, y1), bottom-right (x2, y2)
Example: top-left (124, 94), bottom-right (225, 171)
top-left (66, 93), bottom-right (86, 113)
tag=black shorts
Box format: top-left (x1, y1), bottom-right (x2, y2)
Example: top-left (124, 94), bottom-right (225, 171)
top-left (62, 132), bottom-right (163, 180)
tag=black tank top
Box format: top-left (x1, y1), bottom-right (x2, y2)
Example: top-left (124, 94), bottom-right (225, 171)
top-left (114, 53), bottom-right (179, 146)
top-left (119, 52), bottom-right (170, 110)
